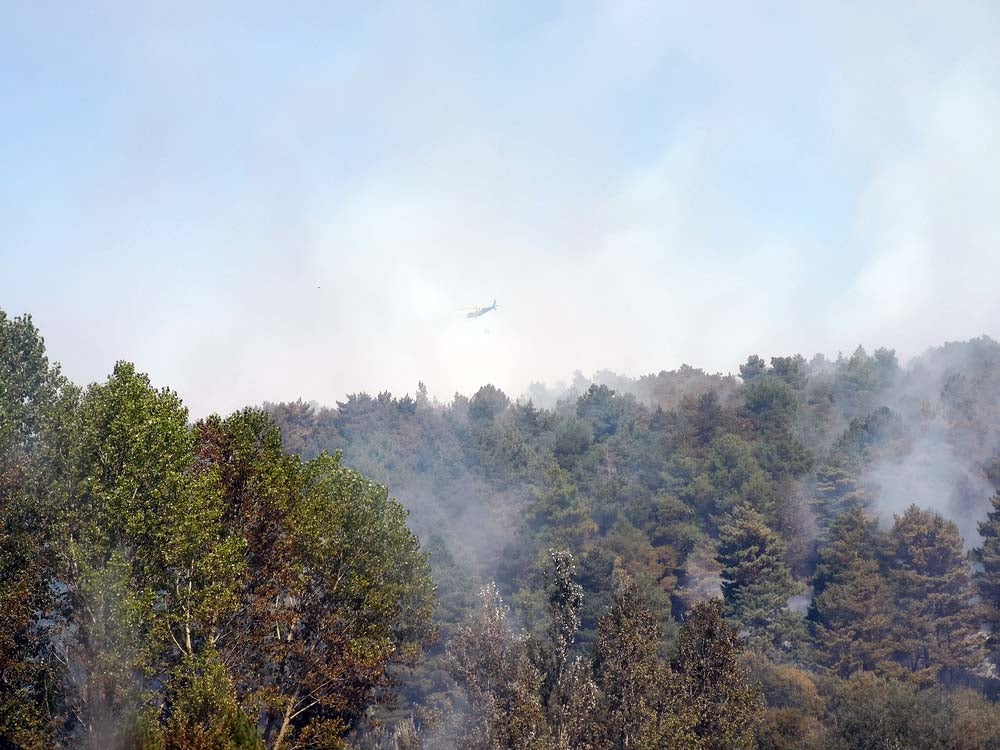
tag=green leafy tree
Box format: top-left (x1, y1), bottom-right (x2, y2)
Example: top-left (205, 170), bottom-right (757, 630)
top-left (692, 433), bottom-right (772, 519)
top-left (552, 417), bottom-right (594, 468)
top-left (55, 362), bottom-right (206, 748)
top-left (446, 584), bottom-right (546, 750)
top-left (0, 311), bottom-right (67, 748)
top-left (823, 672), bottom-right (958, 750)
top-left (0, 311), bottom-right (64, 449)
top-left (671, 599), bottom-right (764, 750)
top-left (576, 385), bottom-right (620, 440)
top-left (212, 431), bottom-right (435, 749)
top-left (592, 577), bottom-right (694, 749)
top-left (532, 550), bottom-right (598, 750)
top-left (739, 355), bottom-right (768, 385)
top-left (682, 391), bottom-right (724, 453)
top-left (741, 374), bottom-right (812, 480)
top-left (769, 356), bottom-right (807, 390)
top-left (163, 652), bottom-right (264, 750)
top-left (526, 458), bottom-right (597, 550)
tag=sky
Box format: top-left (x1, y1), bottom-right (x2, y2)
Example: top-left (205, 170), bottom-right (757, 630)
top-left (3, 1), bottom-right (1000, 417)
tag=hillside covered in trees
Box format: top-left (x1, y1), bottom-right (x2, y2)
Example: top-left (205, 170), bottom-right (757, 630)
top-left (6, 304), bottom-right (1000, 749)
top-left (268, 335), bottom-right (1000, 749)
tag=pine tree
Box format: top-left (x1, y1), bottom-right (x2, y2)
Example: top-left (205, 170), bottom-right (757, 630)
top-left (716, 502), bottom-right (799, 649)
top-left (810, 508), bottom-right (896, 677)
top-left (974, 489), bottom-right (1000, 653)
top-left (527, 458), bottom-right (598, 550)
top-left (810, 454), bottom-right (874, 537)
top-left (812, 507), bottom-right (880, 598)
top-left (885, 505), bottom-right (984, 685)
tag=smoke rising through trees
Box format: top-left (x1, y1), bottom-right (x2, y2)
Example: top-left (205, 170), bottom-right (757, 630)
top-left (7, 306), bottom-right (1000, 748)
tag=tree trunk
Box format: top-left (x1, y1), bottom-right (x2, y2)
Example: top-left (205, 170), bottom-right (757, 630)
top-left (271, 693), bottom-right (298, 750)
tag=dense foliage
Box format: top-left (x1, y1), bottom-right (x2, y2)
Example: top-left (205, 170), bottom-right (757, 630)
top-left (268, 337), bottom-right (1000, 748)
top-left (0, 311), bottom-right (434, 750)
top-left (8, 304), bottom-right (1000, 749)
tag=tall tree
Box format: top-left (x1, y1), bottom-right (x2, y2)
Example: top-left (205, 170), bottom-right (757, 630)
top-left (974, 489), bottom-right (1000, 657)
top-left (198, 412), bottom-right (436, 750)
top-left (716, 503), bottom-right (799, 650)
top-left (532, 550), bottom-right (600, 750)
top-left (810, 508), bottom-right (896, 677)
top-left (54, 362), bottom-right (206, 748)
top-left (885, 505), bottom-right (983, 685)
top-left (810, 455), bottom-right (874, 536)
top-left (741, 374), bottom-right (812, 480)
top-left (468, 385), bottom-right (511, 423)
top-left (0, 311), bottom-right (67, 748)
top-left (446, 584), bottom-right (547, 750)
top-left (526, 458), bottom-right (597, 551)
top-left (592, 577), bottom-right (694, 750)
top-left (671, 599), bottom-right (763, 750)
top-left (690, 433), bottom-right (772, 519)
top-left (531, 551), bottom-right (589, 742)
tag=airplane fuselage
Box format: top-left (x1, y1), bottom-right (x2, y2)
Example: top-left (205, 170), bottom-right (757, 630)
top-left (466, 302), bottom-right (498, 318)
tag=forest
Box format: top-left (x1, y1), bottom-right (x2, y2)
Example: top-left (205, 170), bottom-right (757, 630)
top-left (5, 304), bottom-right (1000, 750)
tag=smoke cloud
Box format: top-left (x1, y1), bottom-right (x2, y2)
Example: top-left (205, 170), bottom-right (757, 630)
top-left (3, 3), bottom-right (1000, 420)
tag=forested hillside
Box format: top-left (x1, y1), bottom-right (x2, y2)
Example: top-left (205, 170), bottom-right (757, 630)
top-left (267, 338), bottom-right (1000, 748)
top-left (7, 304), bottom-right (1000, 749)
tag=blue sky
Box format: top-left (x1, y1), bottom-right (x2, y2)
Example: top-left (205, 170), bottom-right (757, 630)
top-left (3, 1), bottom-right (1000, 416)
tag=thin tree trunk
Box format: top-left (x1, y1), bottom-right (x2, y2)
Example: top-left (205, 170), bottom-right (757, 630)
top-left (271, 692), bottom-right (298, 750)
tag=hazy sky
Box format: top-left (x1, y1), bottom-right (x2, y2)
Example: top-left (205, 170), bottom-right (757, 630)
top-left (4, 2), bottom-right (1000, 416)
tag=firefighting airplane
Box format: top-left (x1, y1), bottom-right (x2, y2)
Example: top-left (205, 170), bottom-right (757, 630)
top-left (465, 300), bottom-right (498, 319)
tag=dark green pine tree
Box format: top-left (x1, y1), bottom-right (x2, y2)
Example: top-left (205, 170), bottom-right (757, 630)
top-left (973, 489), bottom-right (1000, 652)
top-left (810, 508), bottom-right (896, 677)
top-left (885, 505), bottom-right (984, 685)
top-left (716, 502), bottom-right (799, 650)
top-left (810, 453), bottom-right (874, 537)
